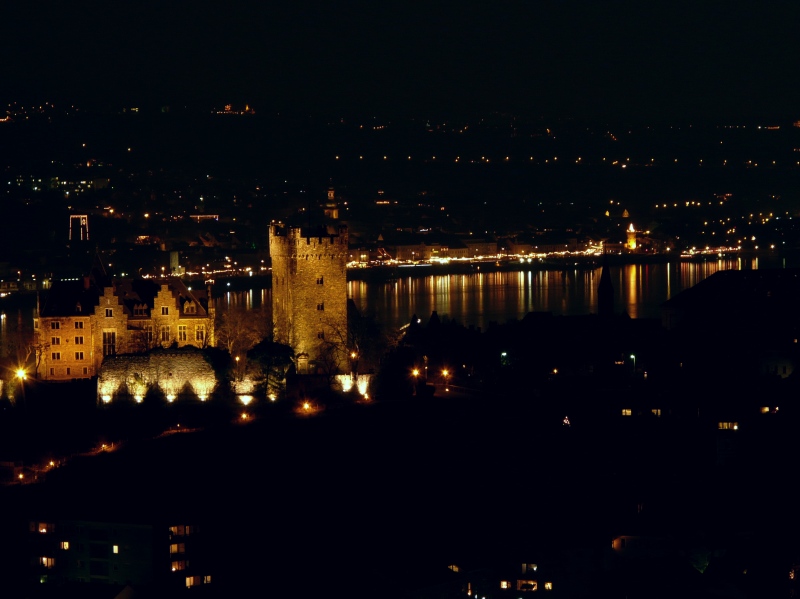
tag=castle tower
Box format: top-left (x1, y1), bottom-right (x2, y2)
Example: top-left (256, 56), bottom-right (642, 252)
top-left (324, 186), bottom-right (339, 220)
top-left (627, 223), bottom-right (637, 251)
top-left (269, 222), bottom-right (349, 374)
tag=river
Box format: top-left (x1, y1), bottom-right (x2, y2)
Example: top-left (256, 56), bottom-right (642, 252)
top-left (0, 256), bottom-right (790, 349)
top-left (209, 255), bottom-right (792, 332)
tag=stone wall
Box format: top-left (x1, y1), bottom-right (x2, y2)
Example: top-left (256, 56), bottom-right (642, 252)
top-left (97, 350), bottom-right (217, 403)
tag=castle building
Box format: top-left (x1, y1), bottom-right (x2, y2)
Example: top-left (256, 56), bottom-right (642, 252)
top-left (34, 277), bottom-right (214, 381)
top-left (269, 222), bottom-right (348, 374)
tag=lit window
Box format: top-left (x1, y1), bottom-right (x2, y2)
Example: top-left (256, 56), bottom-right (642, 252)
top-left (113, 545), bottom-right (119, 554)
top-left (651, 408), bottom-right (661, 417)
top-left (544, 582), bottom-right (553, 590)
top-left (60, 541), bottom-right (69, 550)
top-left (447, 564), bottom-right (459, 572)
top-left (40, 557), bottom-right (55, 569)
top-left (178, 325), bottom-right (187, 341)
top-left (718, 422), bottom-right (739, 430)
top-left (170, 543), bottom-right (185, 555)
top-left (186, 575), bottom-right (201, 587)
top-left (162, 307), bottom-right (169, 316)
top-left (171, 560), bottom-right (187, 571)
top-left (203, 575), bottom-right (211, 584)
top-left (522, 563), bottom-right (538, 573)
top-left (34, 522), bottom-right (54, 533)
top-left (103, 331), bottom-right (116, 356)
top-left (105, 308), bottom-right (113, 317)
top-left (621, 408), bottom-right (632, 416)
top-left (500, 580), bottom-right (511, 589)
top-left (517, 580), bottom-right (538, 591)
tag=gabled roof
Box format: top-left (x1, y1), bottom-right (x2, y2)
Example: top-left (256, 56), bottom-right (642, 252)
top-left (115, 278), bottom-right (211, 317)
top-left (39, 278), bottom-right (102, 317)
top-left (40, 277), bottom-right (211, 318)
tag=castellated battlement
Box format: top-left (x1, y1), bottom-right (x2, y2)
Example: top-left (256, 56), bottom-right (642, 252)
top-left (269, 223), bottom-right (348, 257)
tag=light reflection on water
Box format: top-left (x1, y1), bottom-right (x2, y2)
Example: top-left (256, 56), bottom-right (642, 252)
top-left (0, 259), bottom-right (776, 352)
top-left (349, 257), bottom-right (767, 331)
top-left (210, 258), bottom-right (768, 332)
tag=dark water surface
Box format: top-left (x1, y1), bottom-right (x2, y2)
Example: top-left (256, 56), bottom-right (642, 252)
top-left (208, 256), bottom-right (786, 332)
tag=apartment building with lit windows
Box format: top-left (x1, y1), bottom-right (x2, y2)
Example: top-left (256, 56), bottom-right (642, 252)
top-left (28, 517), bottom-right (212, 590)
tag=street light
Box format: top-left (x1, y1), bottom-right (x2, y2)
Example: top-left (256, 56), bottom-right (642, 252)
top-left (350, 351), bottom-right (359, 379)
top-left (442, 369), bottom-right (450, 392)
top-left (630, 354), bottom-right (636, 374)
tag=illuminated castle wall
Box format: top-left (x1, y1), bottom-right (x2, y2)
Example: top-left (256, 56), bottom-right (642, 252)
top-left (269, 223), bottom-right (348, 373)
top-left (97, 350), bottom-right (217, 403)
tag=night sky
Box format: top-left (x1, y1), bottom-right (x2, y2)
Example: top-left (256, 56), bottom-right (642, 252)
top-left (3, 1), bottom-right (800, 120)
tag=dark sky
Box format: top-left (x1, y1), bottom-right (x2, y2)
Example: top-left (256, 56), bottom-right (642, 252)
top-left (3, 1), bottom-right (800, 120)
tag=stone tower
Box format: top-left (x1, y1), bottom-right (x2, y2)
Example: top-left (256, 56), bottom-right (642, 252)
top-left (269, 222), bottom-right (349, 373)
